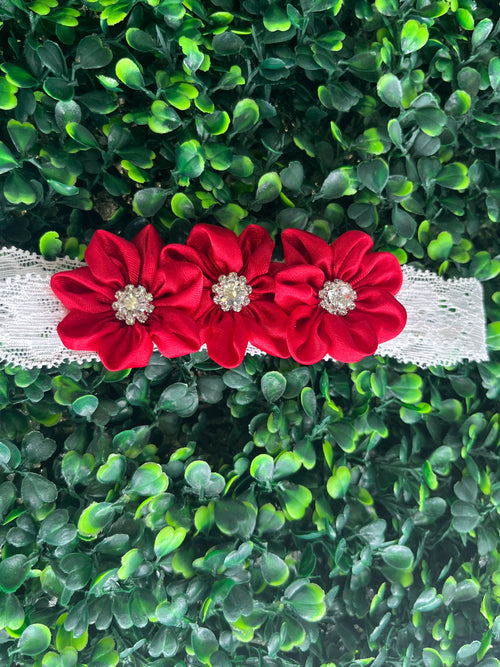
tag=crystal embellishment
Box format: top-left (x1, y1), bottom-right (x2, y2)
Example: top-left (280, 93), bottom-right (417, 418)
top-left (318, 279), bottom-right (357, 316)
top-left (113, 284), bottom-right (154, 325)
top-left (212, 272), bottom-right (252, 312)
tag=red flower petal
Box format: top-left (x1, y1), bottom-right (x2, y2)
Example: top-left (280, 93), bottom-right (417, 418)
top-left (57, 304), bottom-right (155, 370)
top-left (186, 224), bottom-right (243, 280)
top-left (149, 307), bottom-right (201, 357)
top-left (248, 273), bottom-right (277, 299)
top-left (349, 251), bottom-right (403, 294)
top-left (286, 306), bottom-right (330, 365)
top-left (238, 224), bottom-right (274, 282)
top-left (281, 229), bottom-right (333, 276)
top-left (134, 225), bottom-right (165, 289)
top-left (51, 266), bottom-right (115, 312)
top-left (320, 313), bottom-right (379, 362)
top-left (244, 301), bottom-right (289, 358)
top-left (97, 324), bottom-right (154, 371)
top-left (57, 310), bottom-right (118, 350)
top-left (351, 288), bottom-right (407, 342)
top-left (153, 261), bottom-right (203, 311)
top-left (204, 310), bottom-right (249, 368)
top-left (275, 265), bottom-right (324, 311)
top-left (330, 231), bottom-right (376, 282)
top-left (84, 230), bottom-right (141, 288)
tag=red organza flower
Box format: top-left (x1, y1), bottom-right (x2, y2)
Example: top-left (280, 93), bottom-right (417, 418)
top-left (275, 230), bottom-right (407, 365)
top-left (51, 225), bottom-right (202, 371)
top-left (163, 224), bottom-right (289, 368)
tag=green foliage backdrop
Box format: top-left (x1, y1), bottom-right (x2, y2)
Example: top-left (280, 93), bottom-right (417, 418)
top-left (0, 0), bottom-right (500, 665)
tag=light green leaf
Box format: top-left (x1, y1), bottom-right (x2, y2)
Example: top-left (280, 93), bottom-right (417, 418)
top-left (377, 73), bottom-right (402, 108)
top-left (256, 172), bottom-right (282, 204)
top-left (154, 526), bottom-right (187, 559)
top-left (401, 20), bottom-right (429, 54)
top-left (327, 466), bottom-right (351, 498)
top-left (128, 462), bottom-right (169, 496)
top-left (115, 58), bottom-right (145, 90)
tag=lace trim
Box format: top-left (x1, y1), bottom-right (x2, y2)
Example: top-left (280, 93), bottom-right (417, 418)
top-left (0, 247), bottom-right (488, 369)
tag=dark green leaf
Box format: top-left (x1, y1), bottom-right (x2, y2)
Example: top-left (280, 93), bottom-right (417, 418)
top-left (133, 188), bottom-right (167, 217)
top-left (76, 36), bottom-right (113, 68)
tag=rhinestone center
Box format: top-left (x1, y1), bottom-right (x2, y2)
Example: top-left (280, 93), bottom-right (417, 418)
top-left (212, 272), bottom-right (252, 312)
top-left (318, 279), bottom-right (357, 316)
top-left (113, 284), bottom-right (154, 326)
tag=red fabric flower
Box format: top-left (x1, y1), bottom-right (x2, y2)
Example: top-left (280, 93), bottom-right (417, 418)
top-left (51, 225), bottom-right (202, 371)
top-left (163, 224), bottom-right (289, 368)
top-left (275, 230), bottom-right (407, 365)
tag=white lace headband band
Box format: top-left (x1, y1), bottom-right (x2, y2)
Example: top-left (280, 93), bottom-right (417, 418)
top-left (0, 243), bottom-right (488, 370)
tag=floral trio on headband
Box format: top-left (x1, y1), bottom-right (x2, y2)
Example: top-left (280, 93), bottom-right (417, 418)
top-left (50, 224), bottom-right (407, 371)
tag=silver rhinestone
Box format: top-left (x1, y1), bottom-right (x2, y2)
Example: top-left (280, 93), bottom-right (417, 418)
top-left (212, 272), bottom-right (252, 312)
top-left (318, 279), bottom-right (357, 316)
top-left (113, 284), bottom-right (155, 326)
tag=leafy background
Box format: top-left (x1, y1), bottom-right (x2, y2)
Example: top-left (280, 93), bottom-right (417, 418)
top-left (0, 0), bottom-right (500, 665)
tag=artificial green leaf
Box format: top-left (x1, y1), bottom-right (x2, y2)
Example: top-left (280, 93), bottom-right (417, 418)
top-left (261, 371), bottom-right (287, 403)
top-left (285, 581), bottom-right (326, 621)
top-left (66, 123), bottom-right (99, 150)
top-left (358, 158), bottom-right (389, 194)
top-left (214, 498), bottom-right (257, 537)
top-left (133, 187), bottom-right (167, 217)
top-left (263, 4), bottom-right (291, 32)
top-left (389, 374), bottom-right (423, 403)
top-left (212, 32), bottom-right (244, 55)
top-left (317, 168), bottom-right (357, 199)
top-left (327, 466), bottom-right (351, 498)
top-left (17, 624), bottom-right (51, 656)
top-left (176, 140), bottom-right (205, 179)
top-left (148, 101), bottom-right (182, 133)
top-left (1, 63), bottom-right (37, 88)
top-left (232, 98), bottom-right (259, 133)
top-left (115, 58), bottom-right (145, 90)
top-left (126, 28), bottom-right (158, 53)
top-left (77, 502), bottom-right (115, 538)
top-left (0, 593), bottom-right (24, 630)
top-left (4, 171), bottom-right (37, 205)
top-left (21, 473), bottom-right (57, 510)
top-left (381, 545), bottom-right (414, 570)
top-left (97, 454), bottom-right (126, 484)
top-left (154, 526), bottom-right (187, 559)
top-left (0, 555), bottom-right (31, 593)
top-left (377, 73), bottom-right (402, 108)
top-left (38, 40), bottom-right (67, 76)
top-left (256, 172), bottom-right (282, 204)
top-left (171, 192), bottom-right (195, 219)
top-left (7, 120), bottom-right (36, 154)
top-left (191, 626), bottom-right (218, 664)
top-left (0, 77), bottom-right (17, 110)
top-left (400, 20), bottom-right (429, 54)
top-left (156, 595), bottom-right (188, 626)
top-left (0, 140), bottom-right (19, 174)
top-left (428, 231), bottom-right (453, 260)
top-left (76, 36), bottom-right (113, 68)
top-left (128, 462), bottom-right (168, 496)
top-left (261, 552), bottom-right (289, 586)
top-left (435, 163), bottom-right (469, 190)
top-left (451, 500), bottom-right (480, 533)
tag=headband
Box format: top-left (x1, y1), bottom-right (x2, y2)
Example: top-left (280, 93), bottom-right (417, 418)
top-left (0, 224), bottom-right (488, 371)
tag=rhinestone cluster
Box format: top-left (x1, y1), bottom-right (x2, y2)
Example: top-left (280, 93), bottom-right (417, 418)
top-left (113, 284), bottom-right (154, 325)
top-left (212, 272), bottom-right (252, 312)
top-left (318, 279), bottom-right (357, 316)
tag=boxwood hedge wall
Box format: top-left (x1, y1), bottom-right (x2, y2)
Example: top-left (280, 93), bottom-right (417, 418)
top-left (0, 0), bottom-right (500, 665)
